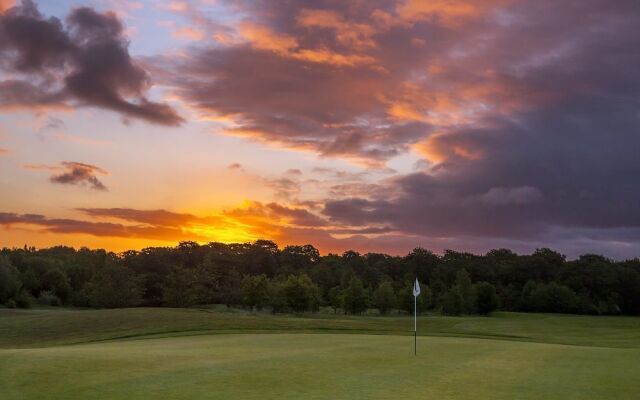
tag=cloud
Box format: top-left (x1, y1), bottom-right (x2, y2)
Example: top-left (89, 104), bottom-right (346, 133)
top-left (285, 168), bottom-right (302, 176)
top-left (227, 162), bottom-right (244, 171)
top-left (0, 147), bottom-right (8, 155)
top-left (0, 203), bottom-right (328, 245)
top-left (176, 0), bottom-right (638, 258)
top-left (478, 186), bottom-right (542, 206)
top-left (0, 211), bottom-right (204, 241)
top-left (77, 207), bottom-right (221, 226)
top-left (50, 161), bottom-right (109, 191)
top-left (25, 161), bottom-right (109, 191)
top-left (3, 0), bottom-right (640, 259)
top-left (0, 0), bottom-right (14, 13)
top-left (155, 1), bottom-right (448, 165)
top-left (172, 26), bottom-right (204, 41)
top-left (0, 0), bottom-right (182, 125)
top-left (263, 177), bottom-right (301, 199)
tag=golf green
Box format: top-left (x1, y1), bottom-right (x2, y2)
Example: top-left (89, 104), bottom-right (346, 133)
top-left (1, 309), bottom-right (639, 399)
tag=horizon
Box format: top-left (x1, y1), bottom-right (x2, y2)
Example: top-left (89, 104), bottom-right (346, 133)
top-left (1, 0), bottom-right (640, 259)
top-left (5, 240), bottom-right (635, 263)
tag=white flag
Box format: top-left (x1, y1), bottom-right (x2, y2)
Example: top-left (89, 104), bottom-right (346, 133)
top-left (413, 278), bottom-right (421, 297)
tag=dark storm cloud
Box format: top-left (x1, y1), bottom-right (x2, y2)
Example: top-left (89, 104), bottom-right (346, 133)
top-left (217, 0), bottom-right (639, 258)
top-left (0, 0), bottom-right (182, 125)
top-left (265, 202), bottom-right (326, 227)
top-left (3, 0), bottom-right (640, 258)
top-left (150, 0), bottom-right (640, 257)
top-left (156, 0), bottom-right (448, 164)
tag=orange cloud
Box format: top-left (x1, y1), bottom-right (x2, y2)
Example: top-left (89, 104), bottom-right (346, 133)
top-left (0, 0), bottom-right (13, 14)
top-left (414, 133), bottom-right (485, 165)
top-left (238, 22), bottom-right (298, 55)
top-left (296, 9), bottom-right (377, 49)
top-left (397, 0), bottom-right (507, 26)
top-left (164, 2), bottom-right (188, 12)
top-left (292, 48), bottom-right (374, 67)
top-left (173, 26), bottom-right (205, 41)
top-left (238, 22), bottom-right (374, 67)
top-left (0, 201), bottom-right (332, 247)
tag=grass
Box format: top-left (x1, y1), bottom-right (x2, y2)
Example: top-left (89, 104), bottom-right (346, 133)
top-left (1, 308), bottom-right (639, 399)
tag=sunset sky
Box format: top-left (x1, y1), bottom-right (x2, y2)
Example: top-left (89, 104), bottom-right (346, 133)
top-left (1, 0), bottom-right (639, 258)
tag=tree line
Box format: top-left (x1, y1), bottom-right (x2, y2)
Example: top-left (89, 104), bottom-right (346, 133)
top-left (1, 241), bottom-right (639, 316)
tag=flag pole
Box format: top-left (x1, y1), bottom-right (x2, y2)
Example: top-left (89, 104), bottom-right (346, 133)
top-left (413, 277), bottom-right (420, 356)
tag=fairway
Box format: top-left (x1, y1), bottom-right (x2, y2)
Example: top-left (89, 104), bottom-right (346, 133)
top-left (1, 309), bottom-right (639, 399)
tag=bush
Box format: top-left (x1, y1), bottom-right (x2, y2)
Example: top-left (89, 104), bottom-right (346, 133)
top-left (15, 293), bottom-right (33, 309)
top-left (6, 299), bottom-right (16, 308)
top-left (69, 289), bottom-right (91, 307)
top-left (37, 290), bottom-right (61, 306)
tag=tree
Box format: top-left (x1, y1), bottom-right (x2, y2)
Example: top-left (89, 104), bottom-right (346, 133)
top-left (342, 276), bottom-right (368, 314)
top-left (528, 282), bottom-right (577, 313)
top-left (241, 274), bottom-right (270, 310)
top-left (2, 241), bottom-right (639, 317)
top-left (218, 267), bottom-right (242, 308)
top-left (475, 282), bottom-right (498, 314)
top-left (0, 256), bottom-right (20, 304)
top-left (372, 281), bottom-right (396, 315)
top-left (41, 268), bottom-right (71, 304)
top-left (88, 266), bottom-right (143, 308)
top-left (327, 286), bottom-right (342, 314)
top-left (399, 280), bottom-right (431, 314)
top-left (441, 286), bottom-right (464, 315)
top-left (162, 266), bottom-right (198, 307)
top-left (456, 269), bottom-right (476, 313)
top-left (267, 278), bottom-right (288, 314)
top-left (282, 274), bottom-right (320, 313)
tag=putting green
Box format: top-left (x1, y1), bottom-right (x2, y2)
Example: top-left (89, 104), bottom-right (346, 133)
top-left (1, 333), bottom-right (639, 400)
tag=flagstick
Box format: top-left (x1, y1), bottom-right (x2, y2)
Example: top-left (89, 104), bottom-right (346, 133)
top-left (414, 294), bottom-right (417, 356)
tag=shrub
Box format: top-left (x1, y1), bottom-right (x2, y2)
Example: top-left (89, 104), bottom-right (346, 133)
top-left (15, 293), bottom-right (33, 309)
top-left (37, 290), bottom-right (61, 306)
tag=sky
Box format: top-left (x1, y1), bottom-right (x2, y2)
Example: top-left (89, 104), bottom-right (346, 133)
top-left (0, 0), bottom-right (639, 259)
